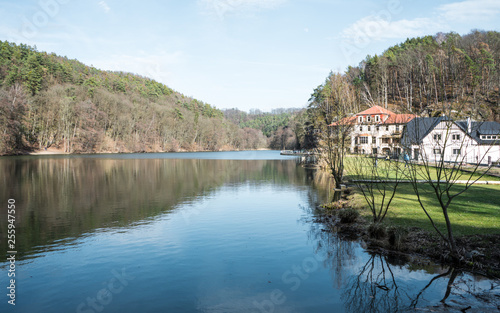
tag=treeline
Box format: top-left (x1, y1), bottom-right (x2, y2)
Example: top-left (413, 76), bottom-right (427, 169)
top-left (344, 30), bottom-right (500, 120)
top-left (0, 40), bottom-right (268, 155)
top-left (223, 107), bottom-right (317, 150)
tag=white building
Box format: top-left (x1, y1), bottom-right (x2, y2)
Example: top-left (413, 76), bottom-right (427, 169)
top-left (335, 106), bottom-right (415, 156)
top-left (401, 117), bottom-right (500, 165)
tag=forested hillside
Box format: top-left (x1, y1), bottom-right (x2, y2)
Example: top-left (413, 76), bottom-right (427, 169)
top-left (301, 30), bottom-right (500, 157)
top-left (3, 31), bottom-right (498, 155)
top-left (0, 41), bottom-right (267, 155)
top-left (223, 108), bottom-right (317, 150)
top-left (343, 30), bottom-right (500, 120)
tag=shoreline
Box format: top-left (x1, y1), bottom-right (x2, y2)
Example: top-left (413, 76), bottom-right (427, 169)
top-left (2, 147), bottom-right (273, 157)
top-left (315, 206), bottom-right (500, 278)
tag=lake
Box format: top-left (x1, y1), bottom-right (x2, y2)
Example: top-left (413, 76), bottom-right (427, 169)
top-left (1, 150), bottom-right (498, 312)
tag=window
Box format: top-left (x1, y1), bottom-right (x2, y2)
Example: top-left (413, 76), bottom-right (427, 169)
top-left (359, 126), bottom-right (363, 131)
top-left (372, 137), bottom-right (376, 144)
top-left (359, 136), bottom-right (368, 144)
top-left (375, 115), bottom-right (380, 122)
top-left (487, 136), bottom-right (492, 140)
top-left (368, 126), bottom-right (371, 131)
top-left (376, 126), bottom-right (380, 131)
top-left (452, 149), bottom-right (461, 155)
top-left (382, 138), bottom-right (390, 144)
top-left (358, 116), bottom-right (363, 123)
top-left (395, 125), bottom-right (400, 132)
top-left (367, 116), bottom-right (371, 122)
top-left (433, 134), bottom-right (442, 141)
top-left (386, 126), bottom-right (389, 131)
top-left (433, 148), bottom-right (441, 155)
top-left (452, 134), bottom-right (461, 141)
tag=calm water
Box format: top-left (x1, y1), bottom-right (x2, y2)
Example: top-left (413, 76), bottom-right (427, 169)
top-left (1, 151), bottom-right (498, 312)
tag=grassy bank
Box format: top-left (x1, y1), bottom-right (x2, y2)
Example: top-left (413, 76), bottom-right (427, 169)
top-left (350, 183), bottom-right (500, 236)
top-left (344, 156), bottom-right (500, 182)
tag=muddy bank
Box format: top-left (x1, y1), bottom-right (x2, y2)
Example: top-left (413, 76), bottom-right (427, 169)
top-left (314, 206), bottom-right (500, 278)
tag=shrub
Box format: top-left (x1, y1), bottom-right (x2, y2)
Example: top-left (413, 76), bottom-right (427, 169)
top-left (338, 208), bottom-right (359, 223)
top-left (321, 200), bottom-right (348, 211)
top-left (387, 226), bottom-right (408, 250)
top-left (368, 223), bottom-right (386, 239)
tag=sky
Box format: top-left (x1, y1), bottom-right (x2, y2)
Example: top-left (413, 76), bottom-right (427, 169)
top-left (0, 0), bottom-right (500, 112)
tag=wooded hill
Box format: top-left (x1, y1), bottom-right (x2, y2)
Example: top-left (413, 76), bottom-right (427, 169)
top-left (0, 41), bottom-right (268, 155)
top-left (3, 31), bottom-right (498, 155)
top-left (342, 30), bottom-right (500, 120)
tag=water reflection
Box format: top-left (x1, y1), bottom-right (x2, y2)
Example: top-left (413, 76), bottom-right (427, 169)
top-left (0, 156), bottom-right (311, 261)
top-left (307, 210), bottom-right (500, 312)
top-left (343, 253), bottom-right (404, 313)
top-left (0, 152), bottom-right (498, 312)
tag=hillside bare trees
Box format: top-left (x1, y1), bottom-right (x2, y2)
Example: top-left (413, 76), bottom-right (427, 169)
top-left (0, 40), bottom-right (268, 154)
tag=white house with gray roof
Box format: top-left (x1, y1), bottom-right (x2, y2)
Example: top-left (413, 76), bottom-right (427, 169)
top-left (401, 117), bottom-right (500, 165)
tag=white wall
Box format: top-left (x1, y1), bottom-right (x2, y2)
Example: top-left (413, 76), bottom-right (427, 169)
top-left (411, 121), bottom-right (500, 165)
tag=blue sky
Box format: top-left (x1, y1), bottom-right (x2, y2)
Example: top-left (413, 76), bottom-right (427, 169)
top-left (1, 0), bottom-right (500, 112)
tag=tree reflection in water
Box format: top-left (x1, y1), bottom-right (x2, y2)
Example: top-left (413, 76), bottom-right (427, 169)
top-left (305, 203), bottom-right (500, 312)
top-left (342, 253), bottom-right (403, 313)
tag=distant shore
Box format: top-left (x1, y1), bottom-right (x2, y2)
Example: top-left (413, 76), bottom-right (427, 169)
top-left (3, 147), bottom-right (273, 156)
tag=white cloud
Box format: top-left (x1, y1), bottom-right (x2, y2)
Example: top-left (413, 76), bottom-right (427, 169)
top-left (198, 0), bottom-right (286, 18)
top-left (340, 0), bottom-right (500, 47)
top-left (438, 0), bottom-right (500, 22)
top-left (92, 51), bottom-right (184, 85)
top-left (98, 1), bottom-right (111, 13)
top-left (341, 16), bottom-right (444, 44)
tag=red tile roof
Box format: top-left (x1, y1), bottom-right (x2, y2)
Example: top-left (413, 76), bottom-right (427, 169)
top-left (384, 114), bottom-right (415, 124)
top-left (330, 116), bottom-right (356, 126)
top-left (329, 106), bottom-right (416, 126)
top-left (357, 105), bottom-right (393, 116)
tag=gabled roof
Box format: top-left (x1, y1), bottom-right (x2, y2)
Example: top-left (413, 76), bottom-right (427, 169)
top-left (403, 117), bottom-right (500, 146)
top-left (401, 116), bottom-right (446, 146)
top-left (385, 114), bottom-right (415, 124)
top-left (456, 120), bottom-right (500, 145)
top-left (329, 105), bottom-right (415, 126)
top-left (357, 105), bottom-right (393, 116)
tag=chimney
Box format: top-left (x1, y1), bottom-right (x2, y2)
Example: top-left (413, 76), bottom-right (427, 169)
top-left (467, 117), bottom-right (471, 134)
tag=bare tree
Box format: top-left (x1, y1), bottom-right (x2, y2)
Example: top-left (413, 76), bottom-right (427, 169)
top-left (402, 107), bottom-right (498, 259)
top-left (310, 73), bottom-right (359, 201)
top-left (0, 84), bottom-right (26, 154)
top-left (346, 155), bottom-right (403, 223)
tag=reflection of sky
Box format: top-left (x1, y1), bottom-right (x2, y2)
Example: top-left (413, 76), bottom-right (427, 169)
top-left (1, 154), bottom-right (499, 312)
top-left (12, 150), bottom-right (299, 161)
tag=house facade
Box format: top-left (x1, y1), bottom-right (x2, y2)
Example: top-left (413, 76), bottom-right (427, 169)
top-left (347, 106), bottom-right (415, 156)
top-left (401, 117), bottom-right (500, 165)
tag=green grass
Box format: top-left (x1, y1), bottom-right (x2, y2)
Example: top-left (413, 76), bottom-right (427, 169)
top-left (344, 156), bottom-right (500, 182)
top-left (352, 183), bottom-right (500, 236)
